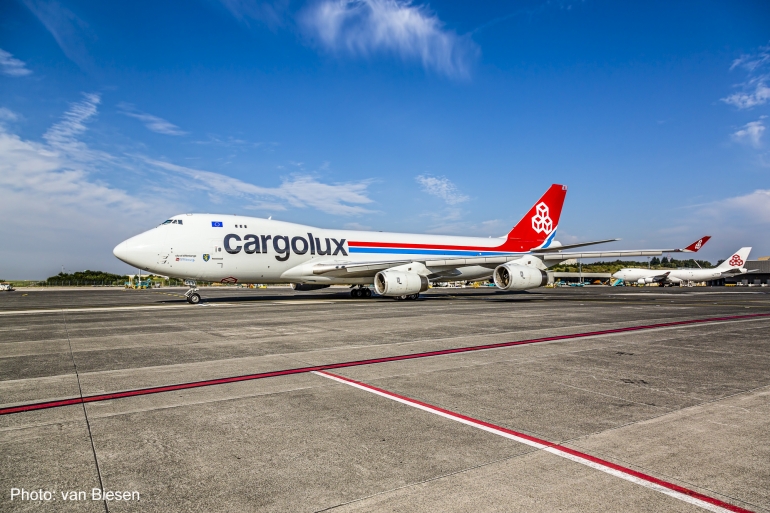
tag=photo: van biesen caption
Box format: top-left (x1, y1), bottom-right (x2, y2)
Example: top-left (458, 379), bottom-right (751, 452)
top-left (10, 488), bottom-right (140, 502)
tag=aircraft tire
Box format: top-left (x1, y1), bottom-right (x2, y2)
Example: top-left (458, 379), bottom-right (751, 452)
top-left (351, 289), bottom-right (360, 298)
top-left (410, 293), bottom-right (419, 300)
top-left (364, 288), bottom-right (372, 298)
top-left (187, 293), bottom-right (201, 304)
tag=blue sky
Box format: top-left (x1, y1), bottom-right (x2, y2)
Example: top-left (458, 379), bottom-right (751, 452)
top-left (1, 0), bottom-right (769, 278)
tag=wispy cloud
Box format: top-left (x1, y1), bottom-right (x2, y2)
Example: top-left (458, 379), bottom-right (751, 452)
top-left (343, 221), bottom-right (372, 230)
top-left (670, 189), bottom-right (770, 258)
top-left (698, 189), bottom-right (770, 224)
top-left (42, 93), bottom-right (115, 166)
top-left (302, 0), bottom-right (478, 78)
top-left (0, 49), bottom-right (32, 77)
top-left (145, 158), bottom-right (375, 215)
top-left (416, 174), bottom-right (468, 204)
top-left (722, 43), bottom-right (770, 109)
top-left (23, 0), bottom-right (93, 72)
top-left (218, 0), bottom-right (290, 28)
top-left (732, 118), bottom-right (766, 148)
top-left (0, 107), bottom-right (19, 122)
top-left (718, 189), bottom-right (770, 223)
top-left (119, 103), bottom-right (187, 136)
top-left (192, 135), bottom-right (275, 149)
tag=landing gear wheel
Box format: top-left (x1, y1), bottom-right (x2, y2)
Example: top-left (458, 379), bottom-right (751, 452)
top-left (397, 294), bottom-right (408, 301)
top-left (351, 288), bottom-right (361, 298)
top-left (410, 293), bottom-right (419, 300)
top-left (363, 288), bottom-right (372, 298)
top-left (187, 293), bottom-right (201, 304)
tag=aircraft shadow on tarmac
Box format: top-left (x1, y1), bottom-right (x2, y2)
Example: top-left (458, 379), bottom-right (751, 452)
top-left (174, 289), bottom-right (537, 304)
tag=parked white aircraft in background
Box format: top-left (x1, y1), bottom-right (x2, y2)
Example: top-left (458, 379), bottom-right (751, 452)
top-left (113, 184), bottom-right (708, 303)
top-left (612, 247), bottom-right (752, 286)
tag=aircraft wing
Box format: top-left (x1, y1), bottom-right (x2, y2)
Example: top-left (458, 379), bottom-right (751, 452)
top-left (305, 236), bottom-right (707, 277)
top-left (537, 250), bottom-right (670, 261)
top-left (648, 272), bottom-right (671, 282)
top-left (535, 235), bottom-right (710, 262)
top-left (310, 255), bottom-right (513, 277)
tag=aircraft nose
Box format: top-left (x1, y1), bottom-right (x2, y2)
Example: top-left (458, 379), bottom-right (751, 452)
top-left (113, 241), bottom-right (129, 262)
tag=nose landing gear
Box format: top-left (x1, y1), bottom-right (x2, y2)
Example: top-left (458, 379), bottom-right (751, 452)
top-left (350, 285), bottom-right (373, 298)
top-left (184, 280), bottom-right (201, 304)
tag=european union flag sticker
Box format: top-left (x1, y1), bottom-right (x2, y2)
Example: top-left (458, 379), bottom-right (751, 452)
top-left (211, 221), bottom-right (223, 227)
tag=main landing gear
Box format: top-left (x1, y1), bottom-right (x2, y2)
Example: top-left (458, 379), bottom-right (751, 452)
top-left (185, 281), bottom-right (201, 304)
top-left (395, 293), bottom-right (420, 301)
top-left (350, 285), bottom-right (373, 298)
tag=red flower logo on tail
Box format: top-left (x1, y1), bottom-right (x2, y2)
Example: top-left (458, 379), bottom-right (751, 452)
top-left (728, 255), bottom-right (744, 266)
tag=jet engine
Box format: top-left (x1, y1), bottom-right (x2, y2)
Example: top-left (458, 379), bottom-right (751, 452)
top-left (290, 283), bottom-right (331, 291)
top-left (637, 277), bottom-right (655, 285)
top-left (374, 270), bottom-right (429, 296)
top-left (493, 264), bottom-right (548, 291)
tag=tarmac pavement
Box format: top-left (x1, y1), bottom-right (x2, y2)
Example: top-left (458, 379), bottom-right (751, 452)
top-left (1, 286), bottom-right (768, 512)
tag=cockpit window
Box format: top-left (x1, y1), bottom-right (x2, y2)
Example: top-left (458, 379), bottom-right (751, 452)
top-left (161, 219), bottom-right (183, 225)
top-left (162, 220), bottom-right (173, 225)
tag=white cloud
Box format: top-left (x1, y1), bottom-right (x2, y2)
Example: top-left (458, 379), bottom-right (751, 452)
top-left (672, 189), bottom-right (770, 260)
top-left (730, 45), bottom-right (770, 73)
top-left (416, 174), bottom-right (468, 204)
top-left (0, 49), bottom-right (32, 76)
top-left (145, 158), bottom-right (375, 215)
top-left (0, 98), bottom-right (165, 278)
top-left (119, 103), bottom-right (187, 136)
top-left (0, 107), bottom-right (19, 121)
top-left (710, 189), bottom-right (770, 223)
top-left (722, 78), bottom-right (770, 110)
top-left (732, 118), bottom-right (765, 148)
top-left (303, 0), bottom-right (478, 78)
top-left (722, 44), bottom-right (770, 109)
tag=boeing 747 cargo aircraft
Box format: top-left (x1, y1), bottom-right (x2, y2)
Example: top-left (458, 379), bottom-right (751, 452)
top-left (613, 246), bottom-right (752, 286)
top-left (113, 184), bottom-right (706, 303)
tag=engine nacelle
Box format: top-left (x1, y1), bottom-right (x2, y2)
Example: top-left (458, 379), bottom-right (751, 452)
top-left (374, 270), bottom-right (429, 296)
top-left (637, 277), bottom-right (655, 285)
top-left (493, 264), bottom-right (548, 291)
top-left (290, 283), bottom-right (331, 291)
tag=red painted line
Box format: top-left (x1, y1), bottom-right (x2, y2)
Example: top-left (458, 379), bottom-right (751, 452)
top-left (316, 370), bottom-right (754, 513)
top-left (2, 312), bottom-right (768, 416)
top-left (348, 239), bottom-right (529, 252)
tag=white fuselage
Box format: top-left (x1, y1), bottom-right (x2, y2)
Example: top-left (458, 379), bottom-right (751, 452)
top-left (613, 268), bottom-right (723, 284)
top-left (113, 214), bottom-right (544, 285)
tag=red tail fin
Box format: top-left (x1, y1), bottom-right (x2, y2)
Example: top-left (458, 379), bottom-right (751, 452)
top-left (682, 236), bottom-right (711, 252)
top-left (504, 184), bottom-right (567, 250)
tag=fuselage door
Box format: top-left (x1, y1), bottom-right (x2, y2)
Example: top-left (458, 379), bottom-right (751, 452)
top-left (209, 239), bottom-right (224, 269)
